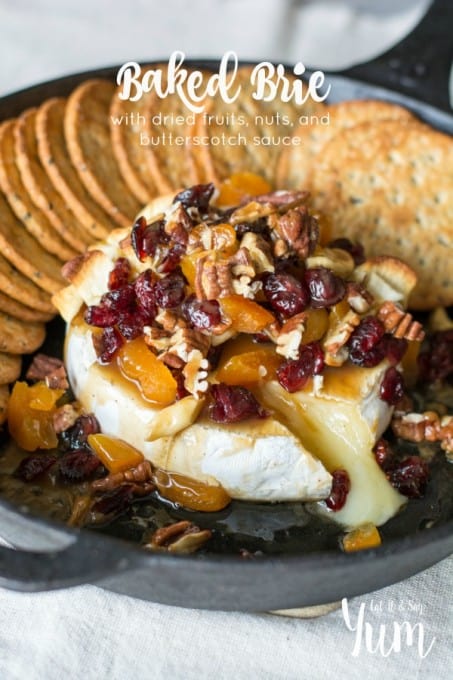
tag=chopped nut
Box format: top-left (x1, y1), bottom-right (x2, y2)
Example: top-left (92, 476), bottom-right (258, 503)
top-left (183, 349), bottom-right (210, 396)
top-left (26, 353), bottom-right (69, 390)
top-left (230, 201), bottom-right (275, 225)
top-left (67, 495), bottom-right (93, 527)
top-left (240, 233), bottom-right (274, 273)
top-left (61, 253), bottom-right (91, 282)
top-left (323, 310), bottom-right (360, 355)
top-left (169, 328), bottom-right (211, 363)
top-left (377, 301), bottom-right (425, 342)
top-left (154, 309), bottom-right (187, 333)
top-left (274, 313), bottom-right (307, 360)
top-left (92, 461), bottom-right (154, 493)
top-left (232, 275), bottom-right (262, 299)
top-left (147, 520), bottom-right (212, 553)
top-left (229, 247), bottom-right (255, 278)
top-left (346, 282), bottom-right (374, 314)
top-left (254, 189), bottom-right (309, 209)
top-left (306, 247), bottom-right (354, 277)
top-left (52, 402), bottom-right (83, 434)
top-left (324, 346), bottom-right (349, 367)
top-left (195, 254), bottom-right (233, 300)
top-left (144, 326), bottom-right (172, 353)
top-left (273, 237), bottom-right (289, 258)
top-left (272, 206), bottom-right (319, 259)
top-left (392, 411), bottom-right (453, 454)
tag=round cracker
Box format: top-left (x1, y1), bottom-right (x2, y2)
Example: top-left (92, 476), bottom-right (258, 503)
top-left (192, 65), bottom-right (325, 187)
top-left (110, 87), bottom-right (158, 203)
top-left (36, 98), bottom-right (112, 240)
top-left (311, 119), bottom-right (453, 310)
top-left (64, 80), bottom-right (140, 227)
top-left (0, 353), bottom-right (22, 384)
top-left (0, 187), bottom-right (64, 295)
top-left (0, 119), bottom-right (75, 262)
top-left (0, 311), bottom-right (45, 355)
top-left (0, 253), bottom-right (55, 315)
top-left (0, 384), bottom-right (9, 426)
top-left (277, 99), bottom-right (415, 190)
top-left (0, 290), bottom-right (53, 323)
top-left (14, 108), bottom-right (91, 253)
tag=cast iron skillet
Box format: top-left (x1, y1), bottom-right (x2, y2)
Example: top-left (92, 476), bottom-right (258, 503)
top-left (0, 0), bottom-right (452, 611)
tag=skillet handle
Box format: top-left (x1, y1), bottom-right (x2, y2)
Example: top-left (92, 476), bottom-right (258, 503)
top-left (339, 0), bottom-right (452, 111)
top-left (0, 529), bottom-right (141, 592)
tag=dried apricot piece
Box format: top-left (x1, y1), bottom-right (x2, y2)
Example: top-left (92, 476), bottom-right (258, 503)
top-left (88, 433), bottom-right (144, 473)
top-left (219, 295), bottom-right (275, 333)
top-left (217, 172), bottom-right (272, 207)
top-left (8, 381), bottom-right (63, 451)
top-left (217, 349), bottom-right (281, 385)
top-left (301, 308), bottom-right (329, 344)
top-left (117, 337), bottom-right (177, 405)
top-left (154, 468), bottom-right (231, 512)
top-left (342, 523), bottom-right (382, 552)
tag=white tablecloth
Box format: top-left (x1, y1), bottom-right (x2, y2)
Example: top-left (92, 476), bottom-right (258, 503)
top-left (0, 1), bottom-right (451, 678)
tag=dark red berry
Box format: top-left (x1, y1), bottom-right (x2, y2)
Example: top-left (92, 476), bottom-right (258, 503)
top-left (373, 438), bottom-right (394, 471)
top-left (154, 272), bottom-right (186, 309)
top-left (380, 367), bottom-right (405, 405)
top-left (348, 317), bottom-right (386, 367)
top-left (59, 415), bottom-right (100, 452)
top-left (92, 485), bottom-right (135, 516)
top-left (131, 217), bottom-right (169, 262)
top-left (159, 243), bottom-right (185, 274)
top-left (173, 183), bottom-right (214, 211)
top-left (389, 456), bottom-right (429, 498)
top-left (304, 267), bottom-right (346, 308)
top-left (108, 258), bottom-right (131, 290)
top-left (326, 469), bottom-right (350, 511)
top-left (327, 238), bottom-right (366, 265)
top-left (234, 218), bottom-right (269, 239)
top-left (134, 270), bottom-right (157, 318)
top-left (93, 326), bottom-right (124, 363)
top-left (263, 273), bottom-right (309, 318)
top-left (14, 454), bottom-right (57, 482)
top-left (382, 336), bottom-right (408, 365)
top-left (182, 295), bottom-right (221, 330)
top-left (418, 330), bottom-right (453, 383)
top-left (84, 305), bottom-right (118, 328)
top-left (59, 450), bottom-right (102, 481)
top-left (277, 342), bottom-right (324, 392)
top-left (209, 384), bottom-right (267, 423)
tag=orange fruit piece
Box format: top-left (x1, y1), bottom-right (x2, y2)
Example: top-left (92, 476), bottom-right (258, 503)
top-left (117, 337), bottom-right (177, 405)
top-left (219, 295), bottom-right (275, 333)
top-left (180, 249), bottom-right (204, 289)
top-left (217, 172), bottom-right (272, 207)
top-left (301, 308), bottom-right (329, 344)
top-left (154, 468), bottom-right (231, 512)
top-left (216, 349), bottom-right (281, 385)
top-left (88, 433), bottom-right (144, 473)
top-left (342, 524), bottom-right (382, 553)
top-left (8, 381), bottom-right (63, 451)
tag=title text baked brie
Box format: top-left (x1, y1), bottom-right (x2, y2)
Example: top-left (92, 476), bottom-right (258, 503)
top-left (54, 178), bottom-right (425, 528)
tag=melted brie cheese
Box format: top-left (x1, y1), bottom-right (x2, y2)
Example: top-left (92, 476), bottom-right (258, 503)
top-left (66, 322), bottom-right (332, 502)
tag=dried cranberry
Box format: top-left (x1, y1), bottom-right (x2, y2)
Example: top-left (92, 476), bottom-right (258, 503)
top-left (348, 317), bottom-right (386, 367)
top-left (181, 295), bottom-right (221, 330)
top-left (209, 384), bottom-right (267, 423)
top-left (304, 267), bottom-right (346, 308)
top-left (327, 238), bottom-right (365, 265)
top-left (117, 312), bottom-right (146, 341)
top-left (159, 243), bottom-right (185, 274)
top-left (93, 326), bottom-right (124, 363)
top-left (154, 272), bottom-right (186, 309)
top-left (14, 454), bottom-right (57, 482)
top-left (326, 469), bottom-right (350, 511)
top-left (84, 305), bottom-right (118, 328)
top-left (131, 217), bottom-right (168, 262)
top-left (108, 258), bottom-right (131, 290)
top-left (373, 438), bottom-right (394, 471)
top-left (173, 183), bottom-right (214, 211)
top-left (234, 218), bottom-right (269, 239)
top-left (380, 367), bottom-right (405, 405)
top-left (382, 336), bottom-right (408, 365)
top-left (277, 342), bottom-right (324, 392)
top-left (418, 330), bottom-right (453, 383)
top-left (134, 270), bottom-right (157, 318)
top-left (389, 456), bottom-right (429, 498)
top-left (59, 415), bottom-right (100, 452)
top-left (172, 370), bottom-right (189, 400)
top-left (59, 450), bottom-right (102, 481)
top-left (263, 273), bottom-right (309, 318)
top-left (92, 484), bottom-right (135, 516)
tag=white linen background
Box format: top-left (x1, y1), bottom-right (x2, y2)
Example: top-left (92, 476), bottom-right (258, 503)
top-left (0, 1), bottom-right (452, 678)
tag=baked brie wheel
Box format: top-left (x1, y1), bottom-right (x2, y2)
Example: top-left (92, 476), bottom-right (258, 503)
top-left (54, 179), bottom-right (424, 528)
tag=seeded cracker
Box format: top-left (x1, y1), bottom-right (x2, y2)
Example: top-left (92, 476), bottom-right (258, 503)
top-left (14, 108), bottom-right (91, 253)
top-left (64, 80), bottom-right (141, 227)
top-left (0, 290), bottom-right (53, 323)
top-left (0, 353), bottom-right (22, 384)
top-left (0, 188), bottom-right (64, 295)
top-left (110, 80), bottom-right (159, 203)
top-left (277, 99), bottom-right (415, 190)
top-left (0, 253), bottom-right (55, 316)
top-left (193, 65), bottom-right (325, 186)
top-left (311, 119), bottom-right (453, 309)
top-left (0, 311), bottom-right (45, 355)
top-left (36, 98), bottom-right (112, 240)
top-left (0, 120), bottom-right (75, 261)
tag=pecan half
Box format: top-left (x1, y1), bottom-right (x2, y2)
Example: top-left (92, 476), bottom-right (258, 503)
top-left (26, 353), bottom-right (69, 390)
top-left (92, 461), bottom-right (155, 493)
top-left (346, 282), bottom-right (374, 314)
top-left (392, 411), bottom-right (453, 454)
top-left (270, 205), bottom-right (318, 259)
top-left (195, 254), bottom-right (233, 300)
top-left (147, 520), bottom-right (212, 553)
top-left (240, 232), bottom-right (274, 273)
top-left (323, 310), bottom-right (360, 356)
top-left (377, 302), bottom-right (425, 342)
top-left (52, 402), bottom-right (83, 434)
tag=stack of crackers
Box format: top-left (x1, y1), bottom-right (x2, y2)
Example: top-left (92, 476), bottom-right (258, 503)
top-left (0, 66), bottom-right (451, 424)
